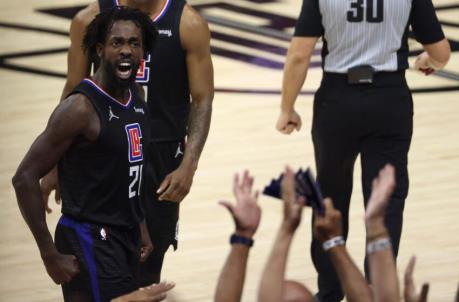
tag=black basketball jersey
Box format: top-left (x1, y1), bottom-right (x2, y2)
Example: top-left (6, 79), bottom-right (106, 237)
top-left (59, 79), bottom-right (150, 227)
top-left (99, 0), bottom-right (190, 142)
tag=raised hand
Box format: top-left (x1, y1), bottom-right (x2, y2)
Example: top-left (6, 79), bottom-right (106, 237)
top-left (404, 256), bottom-right (429, 302)
top-left (365, 164), bottom-right (396, 224)
top-left (219, 171), bottom-right (261, 238)
top-left (313, 198), bottom-right (342, 243)
top-left (280, 167), bottom-right (305, 233)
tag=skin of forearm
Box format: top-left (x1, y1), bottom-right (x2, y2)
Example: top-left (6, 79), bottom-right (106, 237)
top-left (366, 221), bottom-right (400, 302)
top-left (12, 170), bottom-right (56, 257)
top-left (214, 245), bottom-right (250, 302)
top-left (427, 55), bottom-right (448, 70)
top-left (424, 39), bottom-right (451, 68)
top-left (365, 218), bottom-right (386, 237)
top-left (182, 97), bottom-right (212, 169)
top-left (258, 223), bottom-right (294, 302)
top-left (280, 52), bottom-right (310, 113)
top-left (328, 246), bottom-right (372, 302)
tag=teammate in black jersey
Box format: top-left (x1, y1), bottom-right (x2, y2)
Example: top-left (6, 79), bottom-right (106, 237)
top-left (40, 0), bottom-right (214, 285)
top-left (13, 8), bottom-right (157, 301)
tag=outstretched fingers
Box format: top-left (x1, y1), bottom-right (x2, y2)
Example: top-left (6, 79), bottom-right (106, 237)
top-left (219, 200), bottom-right (235, 217)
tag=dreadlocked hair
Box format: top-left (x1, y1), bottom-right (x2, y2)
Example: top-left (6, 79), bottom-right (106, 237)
top-left (82, 6), bottom-right (157, 62)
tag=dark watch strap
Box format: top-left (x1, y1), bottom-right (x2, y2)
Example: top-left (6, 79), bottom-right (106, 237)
top-left (230, 234), bottom-right (254, 247)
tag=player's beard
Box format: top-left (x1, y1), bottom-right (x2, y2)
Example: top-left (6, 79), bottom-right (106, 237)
top-left (102, 59), bottom-right (140, 89)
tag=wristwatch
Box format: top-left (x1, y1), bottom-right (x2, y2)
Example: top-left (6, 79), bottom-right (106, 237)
top-left (322, 236), bottom-right (345, 251)
top-left (230, 234), bottom-right (254, 247)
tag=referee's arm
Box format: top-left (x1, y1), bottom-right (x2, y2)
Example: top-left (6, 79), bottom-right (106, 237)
top-left (412, 0), bottom-right (451, 74)
top-left (277, 0), bottom-right (322, 135)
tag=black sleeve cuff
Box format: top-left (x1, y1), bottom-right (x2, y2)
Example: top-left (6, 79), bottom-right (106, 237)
top-left (294, 0), bottom-right (324, 37)
top-left (411, 0), bottom-right (445, 45)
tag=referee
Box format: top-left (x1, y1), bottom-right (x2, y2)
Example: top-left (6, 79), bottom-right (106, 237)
top-left (276, 0), bottom-right (450, 301)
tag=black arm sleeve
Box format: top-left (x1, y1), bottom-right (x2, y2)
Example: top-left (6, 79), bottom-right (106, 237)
top-left (410, 0), bottom-right (445, 44)
top-left (293, 0), bottom-right (324, 37)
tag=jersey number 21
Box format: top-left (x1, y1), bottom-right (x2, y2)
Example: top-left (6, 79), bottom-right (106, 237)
top-left (347, 0), bottom-right (384, 23)
top-left (129, 164), bottom-right (143, 198)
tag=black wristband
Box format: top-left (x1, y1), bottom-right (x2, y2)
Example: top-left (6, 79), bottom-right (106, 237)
top-left (230, 234), bottom-right (254, 247)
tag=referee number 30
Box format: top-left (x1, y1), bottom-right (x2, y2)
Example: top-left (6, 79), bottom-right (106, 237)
top-left (347, 0), bottom-right (384, 23)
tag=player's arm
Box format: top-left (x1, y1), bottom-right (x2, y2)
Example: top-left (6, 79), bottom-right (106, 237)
top-left (157, 6), bottom-right (214, 202)
top-left (258, 168), bottom-right (304, 302)
top-left (12, 94), bottom-right (97, 284)
top-left (139, 219), bottom-right (153, 262)
top-left (365, 165), bottom-right (400, 302)
top-left (277, 0), bottom-right (321, 135)
top-left (411, 0), bottom-right (451, 74)
top-left (60, 4), bottom-right (97, 101)
top-left (182, 6), bottom-right (214, 170)
top-left (314, 199), bottom-right (372, 302)
top-left (215, 171), bottom-right (261, 302)
top-left (41, 3), bottom-right (97, 212)
top-left (139, 134), bottom-right (153, 262)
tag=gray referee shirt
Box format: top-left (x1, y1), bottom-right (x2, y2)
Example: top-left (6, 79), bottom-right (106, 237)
top-left (294, 0), bottom-right (445, 73)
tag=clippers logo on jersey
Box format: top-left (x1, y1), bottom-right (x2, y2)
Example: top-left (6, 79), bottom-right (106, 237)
top-left (136, 54), bottom-right (151, 83)
top-left (125, 123), bottom-right (143, 163)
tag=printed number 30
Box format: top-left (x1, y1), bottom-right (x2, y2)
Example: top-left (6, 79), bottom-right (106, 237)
top-left (129, 164), bottom-right (143, 198)
top-left (347, 0), bottom-right (384, 23)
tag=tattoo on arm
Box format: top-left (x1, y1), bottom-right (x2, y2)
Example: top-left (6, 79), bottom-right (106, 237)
top-left (181, 6), bottom-right (214, 167)
top-left (185, 99), bottom-right (212, 165)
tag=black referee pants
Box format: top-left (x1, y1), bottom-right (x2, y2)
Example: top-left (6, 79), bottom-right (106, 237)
top-left (311, 72), bottom-right (413, 302)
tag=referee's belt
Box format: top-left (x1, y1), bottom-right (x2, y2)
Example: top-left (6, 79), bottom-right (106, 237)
top-left (323, 68), bottom-right (406, 86)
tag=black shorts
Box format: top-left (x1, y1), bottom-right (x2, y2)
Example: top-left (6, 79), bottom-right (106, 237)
top-left (143, 140), bottom-right (184, 252)
top-left (55, 215), bottom-right (140, 302)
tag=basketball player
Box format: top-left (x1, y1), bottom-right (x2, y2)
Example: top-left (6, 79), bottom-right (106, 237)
top-left (13, 8), bottom-right (156, 301)
top-left (41, 0), bottom-right (214, 285)
top-left (277, 0), bottom-right (450, 301)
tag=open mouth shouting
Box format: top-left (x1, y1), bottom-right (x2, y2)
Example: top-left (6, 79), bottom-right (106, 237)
top-left (117, 60), bottom-right (133, 80)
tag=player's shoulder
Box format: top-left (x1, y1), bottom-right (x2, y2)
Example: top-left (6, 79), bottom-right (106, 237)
top-left (72, 1), bottom-right (100, 28)
top-left (48, 93), bottom-right (98, 137)
top-left (181, 4), bottom-right (209, 33)
top-left (60, 93), bottom-right (95, 119)
top-left (180, 4), bottom-right (210, 47)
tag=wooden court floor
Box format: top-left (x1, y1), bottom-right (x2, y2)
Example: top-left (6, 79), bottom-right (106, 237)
top-left (0, 0), bottom-right (458, 301)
